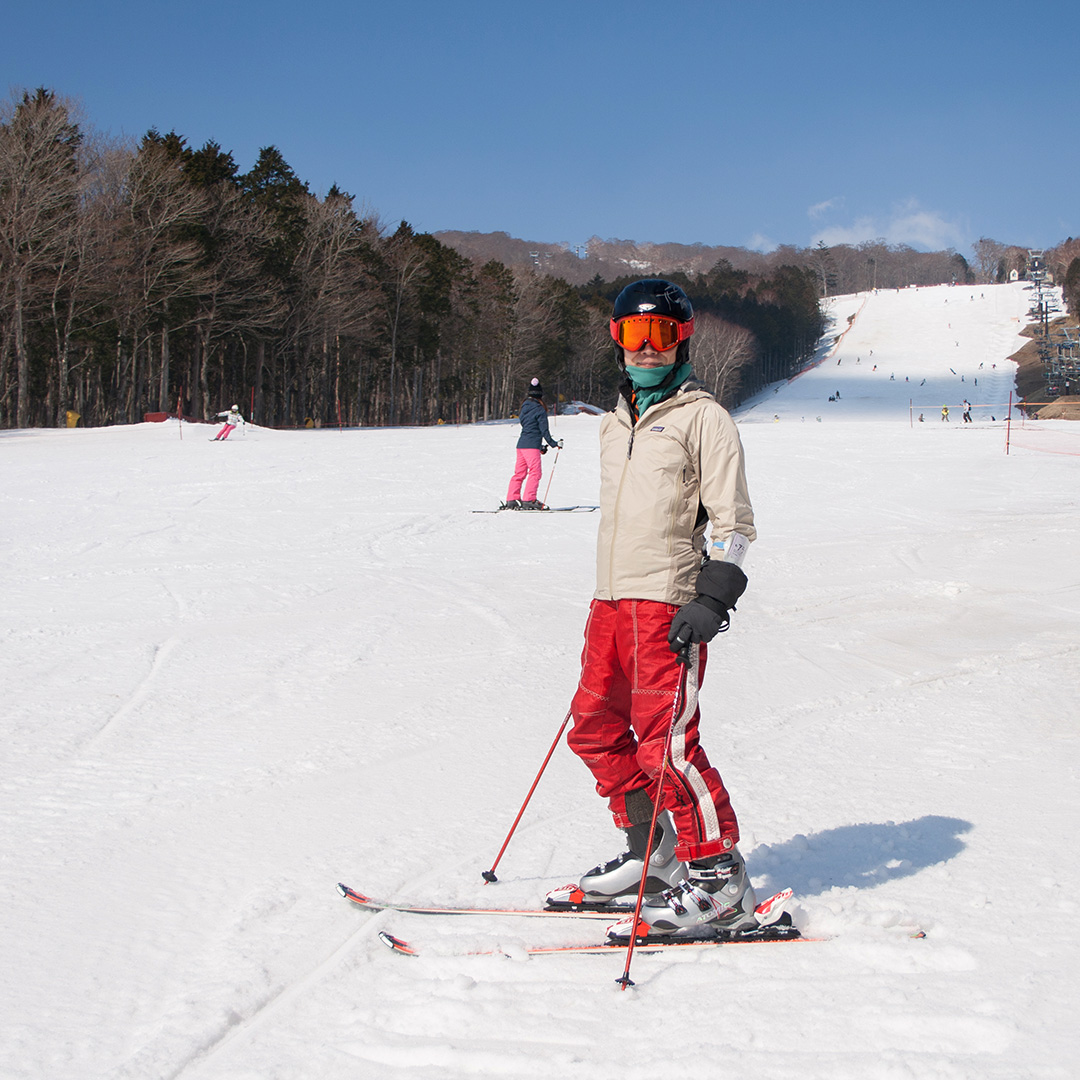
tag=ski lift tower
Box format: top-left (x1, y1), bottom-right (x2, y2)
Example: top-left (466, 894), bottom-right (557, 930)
top-left (1028, 250), bottom-right (1052, 337)
top-left (1028, 249), bottom-right (1080, 396)
top-left (1027, 250), bottom-right (1053, 392)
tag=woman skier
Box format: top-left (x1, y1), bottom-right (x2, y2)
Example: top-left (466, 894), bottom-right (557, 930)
top-left (504, 378), bottom-right (561, 510)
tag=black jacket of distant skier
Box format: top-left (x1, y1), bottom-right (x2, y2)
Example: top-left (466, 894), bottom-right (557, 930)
top-left (516, 398), bottom-right (558, 450)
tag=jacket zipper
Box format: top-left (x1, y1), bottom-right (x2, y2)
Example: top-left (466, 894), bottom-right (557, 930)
top-left (611, 393), bottom-right (696, 589)
top-left (609, 416), bottom-right (631, 597)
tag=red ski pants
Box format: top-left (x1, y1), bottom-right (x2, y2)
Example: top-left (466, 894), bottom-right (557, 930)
top-left (567, 598), bottom-right (739, 863)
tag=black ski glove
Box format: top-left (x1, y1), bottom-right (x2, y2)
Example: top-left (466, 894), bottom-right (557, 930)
top-left (667, 558), bottom-right (749, 654)
top-left (668, 595), bottom-right (730, 651)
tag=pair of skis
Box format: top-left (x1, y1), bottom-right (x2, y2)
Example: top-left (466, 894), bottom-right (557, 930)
top-left (337, 883), bottom-right (808, 957)
top-left (472, 505), bottom-right (598, 513)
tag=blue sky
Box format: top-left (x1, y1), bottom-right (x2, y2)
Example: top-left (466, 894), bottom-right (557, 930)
top-left (4, 0), bottom-right (1077, 256)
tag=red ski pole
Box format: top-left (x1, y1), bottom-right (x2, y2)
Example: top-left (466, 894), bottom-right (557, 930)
top-left (616, 647), bottom-right (690, 989)
top-left (482, 707), bottom-right (572, 883)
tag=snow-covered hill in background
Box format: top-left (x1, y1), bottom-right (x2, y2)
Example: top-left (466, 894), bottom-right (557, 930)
top-left (3, 282), bottom-right (1078, 1079)
top-left (744, 283), bottom-right (1027, 422)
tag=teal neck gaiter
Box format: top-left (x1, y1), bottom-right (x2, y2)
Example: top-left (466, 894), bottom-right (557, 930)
top-left (624, 361), bottom-right (691, 417)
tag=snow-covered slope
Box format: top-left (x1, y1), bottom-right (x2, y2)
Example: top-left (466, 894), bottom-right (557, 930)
top-left (2, 282), bottom-right (1078, 1079)
top-left (740, 282), bottom-right (1029, 422)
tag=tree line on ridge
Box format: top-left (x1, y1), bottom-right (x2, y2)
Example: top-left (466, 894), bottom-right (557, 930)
top-left (6, 88), bottom-right (1058, 431)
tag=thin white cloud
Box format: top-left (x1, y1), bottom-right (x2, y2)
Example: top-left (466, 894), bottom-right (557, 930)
top-left (888, 205), bottom-right (965, 250)
top-left (811, 199), bottom-right (964, 250)
top-left (747, 232), bottom-right (777, 252)
top-left (812, 217), bottom-right (879, 246)
top-left (808, 198), bottom-right (841, 220)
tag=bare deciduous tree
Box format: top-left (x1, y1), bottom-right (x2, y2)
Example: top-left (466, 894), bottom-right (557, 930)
top-left (110, 138), bottom-right (210, 421)
top-left (0, 89), bottom-right (81, 426)
top-left (692, 312), bottom-right (755, 405)
top-left (191, 182), bottom-right (288, 417)
top-left (971, 237), bottom-right (1007, 284)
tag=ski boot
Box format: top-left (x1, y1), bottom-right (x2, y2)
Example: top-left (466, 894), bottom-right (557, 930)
top-left (519, 500), bottom-right (547, 511)
top-left (608, 847), bottom-right (758, 938)
top-left (501, 499), bottom-right (522, 510)
top-left (546, 812), bottom-right (687, 909)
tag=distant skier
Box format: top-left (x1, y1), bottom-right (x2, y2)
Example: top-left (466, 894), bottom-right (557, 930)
top-left (503, 379), bottom-right (561, 510)
top-left (963, 400), bottom-right (972, 423)
top-left (554, 279), bottom-right (760, 939)
top-left (214, 405), bottom-right (243, 441)
top-left (942, 405), bottom-right (950, 422)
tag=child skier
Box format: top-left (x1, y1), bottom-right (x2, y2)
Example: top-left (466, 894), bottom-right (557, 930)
top-left (214, 405), bottom-right (243, 441)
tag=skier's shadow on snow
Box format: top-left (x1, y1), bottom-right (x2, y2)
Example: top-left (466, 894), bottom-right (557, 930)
top-left (750, 815), bottom-right (972, 898)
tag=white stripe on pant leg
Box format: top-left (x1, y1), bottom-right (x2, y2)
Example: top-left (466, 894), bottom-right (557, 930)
top-left (669, 646), bottom-right (722, 844)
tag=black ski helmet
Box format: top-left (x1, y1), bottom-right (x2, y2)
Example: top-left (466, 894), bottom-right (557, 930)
top-left (611, 279), bottom-right (694, 325)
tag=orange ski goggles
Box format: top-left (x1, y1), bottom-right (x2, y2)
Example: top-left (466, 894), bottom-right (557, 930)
top-left (610, 314), bottom-right (695, 353)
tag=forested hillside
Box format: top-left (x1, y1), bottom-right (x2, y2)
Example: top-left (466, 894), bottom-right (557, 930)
top-left (436, 230), bottom-right (976, 292)
top-left (4, 87), bottom-right (1068, 430)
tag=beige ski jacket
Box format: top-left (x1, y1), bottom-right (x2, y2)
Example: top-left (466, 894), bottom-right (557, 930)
top-left (594, 379), bottom-right (755, 605)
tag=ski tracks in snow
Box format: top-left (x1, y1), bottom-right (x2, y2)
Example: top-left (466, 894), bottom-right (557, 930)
top-left (114, 893), bottom-right (380, 1080)
top-left (82, 635), bottom-right (182, 749)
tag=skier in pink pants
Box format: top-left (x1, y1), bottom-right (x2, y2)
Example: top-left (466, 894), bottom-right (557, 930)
top-left (503, 379), bottom-right (561, 510)
top-left (214, 405), bottom-right (243, 440)
top-left (508, 447), bottom-right (544, 503)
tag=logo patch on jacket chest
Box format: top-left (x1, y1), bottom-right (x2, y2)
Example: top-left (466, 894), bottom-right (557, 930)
top-left (649, 425), bottom-right (665, 432)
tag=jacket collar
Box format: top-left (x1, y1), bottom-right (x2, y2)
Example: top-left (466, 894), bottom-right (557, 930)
top-left (615, 377), bottom-right (711, 428)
